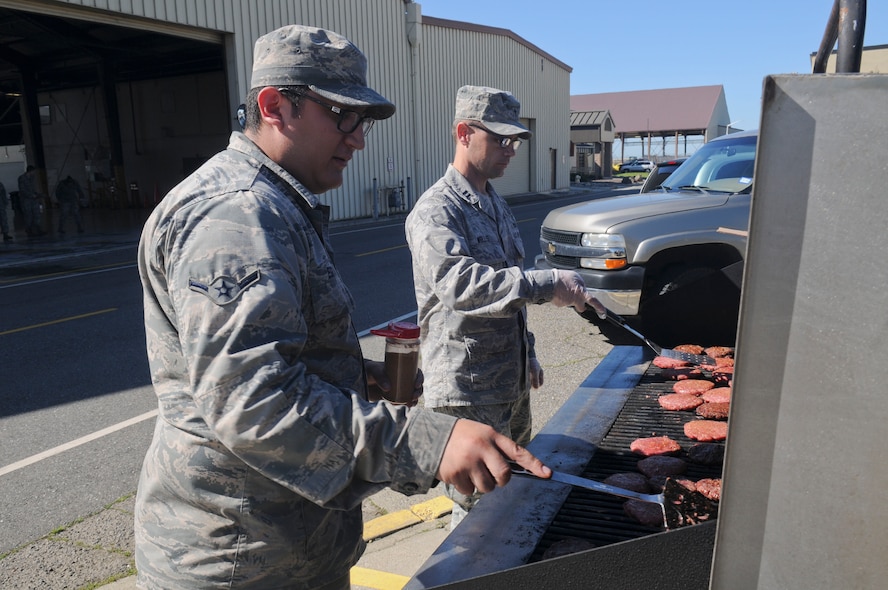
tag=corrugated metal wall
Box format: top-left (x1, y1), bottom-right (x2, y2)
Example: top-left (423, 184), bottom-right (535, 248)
top-left (25, 0), bottom-right (571, 220)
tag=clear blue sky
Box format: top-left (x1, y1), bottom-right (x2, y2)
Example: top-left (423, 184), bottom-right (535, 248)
top-left (417, 0), bottom-right (885, 134)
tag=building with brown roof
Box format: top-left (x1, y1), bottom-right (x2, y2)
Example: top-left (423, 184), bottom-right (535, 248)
top-left (570, 85), bottom-right (734, 178)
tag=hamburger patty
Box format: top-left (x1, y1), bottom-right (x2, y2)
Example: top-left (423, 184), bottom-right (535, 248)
top-left (658, 393), bottom-right (704, 411)
top-left (673, 379), bottom-right (716, 396)
top-left (687, 443), bottom-right (725, 465)
top-left (623, 499), bottom-right (664, 527)
top-left (696, 401), bottom-right (730, 420)
top-left (701, 387), bottom-right (731, 403)
top-left (660, 366), bottom-right (704, 380)
top-left (652, 356), bottom-right (690, 369)
top-left (637, 455), bottom-right (687, 478)
top-left (684, 419), bottom-right (729, 441)
top-left (630, 436), bottom-right (682, 456)
top-left (695, 478), bottom-right (722, 501)
top-left (604, 472), bottom-right (651, 493)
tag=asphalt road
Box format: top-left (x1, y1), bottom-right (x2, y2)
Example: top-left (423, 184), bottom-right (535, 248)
top-left (0, 181), bottom-right (635, 564)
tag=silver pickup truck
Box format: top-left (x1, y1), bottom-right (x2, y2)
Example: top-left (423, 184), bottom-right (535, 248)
top-left (535, 130), bottom-right (757, 345)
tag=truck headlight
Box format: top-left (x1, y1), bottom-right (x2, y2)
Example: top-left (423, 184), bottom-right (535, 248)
top-left (579, 233), bottom-right (627, 270)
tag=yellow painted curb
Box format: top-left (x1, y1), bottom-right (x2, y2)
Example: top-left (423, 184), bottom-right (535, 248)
top-left (350, 566), bottom-right (409, 589)
top-left (363, 495), bottom-right (453, 541)
top-left (363, 510), bottom-right (422, 540)
top-left (410, 495), bottom-right (452, 520)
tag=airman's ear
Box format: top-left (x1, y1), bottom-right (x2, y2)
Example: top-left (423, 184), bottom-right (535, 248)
top-left (255, 87), bottom-right (290, 130)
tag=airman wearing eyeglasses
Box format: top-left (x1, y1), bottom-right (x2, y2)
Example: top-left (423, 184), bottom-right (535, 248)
top-left (405, 85), bottom-right (605, 529)
top-left (135, 29), bottom-right (550, 590)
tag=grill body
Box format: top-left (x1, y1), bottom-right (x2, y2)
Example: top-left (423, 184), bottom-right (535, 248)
top-left (407, 346), bottom-right (723, 589)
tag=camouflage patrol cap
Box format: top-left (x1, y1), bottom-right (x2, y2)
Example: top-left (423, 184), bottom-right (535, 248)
top-left (250, 25), bottom-right (395, 119)
top-left (454, 85), bottom-right (531, 139)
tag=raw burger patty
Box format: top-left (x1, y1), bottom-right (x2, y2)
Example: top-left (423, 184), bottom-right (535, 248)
top-left (701, 387), bottom-right (731, 403)
top-left (637, 455), bottom-right (687, 478)
top-left (623, 499), bottom-right (664, 527)
top-left (673, 344), bottom-right (704, 355)
top-left (687, 443), bottom-right (725, 465)
top-left (653, 356), bottom-right (690, 369)
top-left (695, 478), bottom-right (722, 501)
top-left (630, 436), bottom-right (681, 456)
top-left (685, 419), bottom-right (729, 441)
top-left (658, 393), bottom-right (704, 411)
top-left (673, 379), bottom-right (715, 395)
top-left (696, 402), bottom-right (730, 420)
top-left (661, 366), bottom-right (704, 380)
top-left (604, 472), bottom-right (650, 493)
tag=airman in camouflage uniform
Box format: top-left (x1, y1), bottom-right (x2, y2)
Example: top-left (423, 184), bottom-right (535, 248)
top-left (405, 86), bottom-right (605, 528)
top-left (134, 28), bottom-right (550, 590)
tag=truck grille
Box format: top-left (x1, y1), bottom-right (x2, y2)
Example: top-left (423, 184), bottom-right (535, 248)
top-left (541, 227), bottom-right (582, 245)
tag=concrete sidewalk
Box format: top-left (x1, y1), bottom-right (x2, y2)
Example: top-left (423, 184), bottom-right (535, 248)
top-left (0, 180), bottom-right (626, 589)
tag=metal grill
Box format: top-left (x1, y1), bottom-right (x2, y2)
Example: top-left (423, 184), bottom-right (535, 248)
top-left (530, 365), bottom-right (726, 561)
top-left (541, 227), bottom-right (582, 245)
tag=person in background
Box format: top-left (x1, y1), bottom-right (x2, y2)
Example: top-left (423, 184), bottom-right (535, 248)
top-left (55, 175), bottom-right (85, 234)
top-left (405, 85), bottom-right (605, 529)
top-left (17, 165), bottom-right (45, 237)
top-left (134, 26), bottom-right (550, 590)
top-left (0, 180), bottom-right (11, 242)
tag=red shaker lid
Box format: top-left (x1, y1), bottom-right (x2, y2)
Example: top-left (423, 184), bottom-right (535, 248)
top-left (370, 321), bottom-right (420, 339)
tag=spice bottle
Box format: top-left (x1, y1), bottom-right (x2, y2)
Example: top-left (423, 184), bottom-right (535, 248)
top-left (370, 321), bottom-right (420, 404)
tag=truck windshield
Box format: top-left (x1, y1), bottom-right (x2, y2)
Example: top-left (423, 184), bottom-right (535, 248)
top-left (662, 134), bottom-right (757, 194)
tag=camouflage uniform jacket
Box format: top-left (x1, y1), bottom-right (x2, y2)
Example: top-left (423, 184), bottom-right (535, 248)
top-left (135, 132), bottom-right (457, 589)
top-left (405, 165), bottom-right (557, 408)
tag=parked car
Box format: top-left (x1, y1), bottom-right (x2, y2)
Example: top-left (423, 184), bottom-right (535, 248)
top-left (639, 158), bottom-right (687, 193)
top-left (619, 159), bottom-right (655, 173)
top-left (535, 130), bottom-right (757, 345)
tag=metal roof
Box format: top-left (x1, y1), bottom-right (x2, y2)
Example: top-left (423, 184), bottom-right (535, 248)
top-left (571, 85), bottom-right (726, 137)
top-left (569, 110), bottom-right (610, 127)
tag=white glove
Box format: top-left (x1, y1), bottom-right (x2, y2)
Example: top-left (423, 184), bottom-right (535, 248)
top-left (552, 269), bottom-right (606, 316)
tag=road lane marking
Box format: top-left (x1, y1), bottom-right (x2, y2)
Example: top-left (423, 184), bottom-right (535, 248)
top-left (0, 263), bottom-right (137, 289)
top-left (0, 409), bottom-right (158, 477)
top-left (355, 244), bottom-right (408, 257)
top-left (0, 307), bottom-right (118, 336)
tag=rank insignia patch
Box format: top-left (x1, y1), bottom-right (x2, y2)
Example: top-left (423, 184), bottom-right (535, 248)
top-left (189, 270), bottom-right (260, 305)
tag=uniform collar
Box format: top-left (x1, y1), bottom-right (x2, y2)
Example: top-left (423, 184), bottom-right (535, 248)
top-left (443, 164), bottom-right (497, 207)
top-left (228, 131), bottom-right (321, 210)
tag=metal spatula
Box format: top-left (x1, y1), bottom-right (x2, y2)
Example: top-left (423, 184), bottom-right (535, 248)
top-left (510, 463), bottom-right (718, 530)
top-left (602, 308), bottom-right (716, 366)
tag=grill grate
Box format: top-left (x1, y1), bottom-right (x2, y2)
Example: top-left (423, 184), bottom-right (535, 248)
top-left (529, 364), bottom-right (726, 561)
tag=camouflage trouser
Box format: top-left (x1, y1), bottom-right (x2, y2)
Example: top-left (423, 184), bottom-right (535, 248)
top-left (432, 390), bottom-right (532, 527)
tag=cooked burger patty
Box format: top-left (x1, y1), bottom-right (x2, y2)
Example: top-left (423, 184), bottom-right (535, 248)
top-left (696, 401), bottom-right (730, 420)
top-left (687, 443), bottom-right (725, 465)
top-left (623, 499), bottom-right (664, 527)
top-left (637, 455), bottom-right (687, 478)
top-left (695, 478), bottom-right (722, 501)
top-left (704, 346), bottom-right (734, 358)
top-left (604, 472), bottom-right (651, 494)
top-left (673, 344), bottom-right (705, 355)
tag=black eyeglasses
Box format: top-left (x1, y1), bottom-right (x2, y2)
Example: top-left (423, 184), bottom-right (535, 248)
top-left (468, 124), bottom-right (522, 151)
top-left (277, 88), bottom-right (376, 135)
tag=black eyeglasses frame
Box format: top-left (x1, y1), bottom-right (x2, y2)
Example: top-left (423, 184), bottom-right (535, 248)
top-left (277, 88), bottom-right (376, 135)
